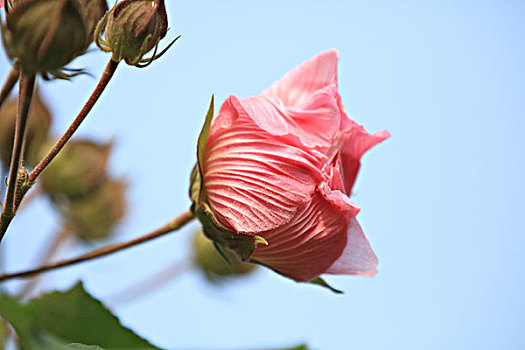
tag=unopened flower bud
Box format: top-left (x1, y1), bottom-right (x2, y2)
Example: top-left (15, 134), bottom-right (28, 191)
top-left (1, 0), bottom-right (107, 77)
top-left (96, 0), bottom-right (176, 66)
top-left (0, 89), bottom-right (51, 167)
top-left (193, 230), bottom-right (256, 282)
top-left (39, 139), bottom-right (112, 199)
top-left (62, 179), bottom-right (126, 240)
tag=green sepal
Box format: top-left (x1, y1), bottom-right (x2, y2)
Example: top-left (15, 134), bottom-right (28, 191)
top-left (189, 95), bottom-right (214, 213)
top-left (308, 277), bottom-right (344, 294)
top-left (196, 95), bottom-right (214, 201)
top-left (189, 164), bottom-right (201, 213)
top-left (196, 202), bottom-right (267, 261)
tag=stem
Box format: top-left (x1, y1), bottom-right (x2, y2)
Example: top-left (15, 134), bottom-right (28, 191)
top-left (15, 185), bottom-right (42, 212)
top-left (106, 260), bottom-right (193, 307)
top-left (28, 59), bottom-right (119, 185)
top-left (0, 64), bottom-right (20, 111)
top-left (0, 71), bottom-right (36, 242)
top-left (0, 210), bottom-right (194, 282)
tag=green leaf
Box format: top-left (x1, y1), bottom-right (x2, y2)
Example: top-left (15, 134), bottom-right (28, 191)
top-left (255, 345), bottom-right (309, 350)
top-left (67, 345), bottom-right (105, 350)
top-left (281, 345), bottom-right (309, 350)
top-left (0, 320), bottom-right (6, 350)
top-left (308, 277), bottom-right (343, 294)
top-left (196, 95), bottom-right (214, 203)
top-left (0, 282), bottom-right (160, 350)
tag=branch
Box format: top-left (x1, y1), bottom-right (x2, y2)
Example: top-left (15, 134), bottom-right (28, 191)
top-left (0, 64), bottom-right (20, 110)
top-left (105, 259), bottom-right (193, 307)
top-left (0, 210), bottom-right (195, 281)
top-left (0, 71), bottom-right (36, 241)
top-left (28, 59), bottom-right (119, 185)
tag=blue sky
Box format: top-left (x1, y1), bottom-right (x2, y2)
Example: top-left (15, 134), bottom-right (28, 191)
top-left (1, 1), bottom-right (525, 349)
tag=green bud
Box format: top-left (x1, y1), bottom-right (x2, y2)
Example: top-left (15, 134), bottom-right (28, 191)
top-left (39, 139), bottom-right (112, 199)
top-left (62, 179), bottom-right (126, 240)
top-left (193, 230), bottom-right (257, 282)
top-left (0, 89), bottom-right (52, 167)
top-left (1, 0), bottom-right (107, 77)
top-left (96, 0), bottom-right (176, 66)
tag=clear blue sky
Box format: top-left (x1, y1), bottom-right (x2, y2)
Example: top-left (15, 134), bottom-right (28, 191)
top-left (1, 1), bottom-right (524, 349)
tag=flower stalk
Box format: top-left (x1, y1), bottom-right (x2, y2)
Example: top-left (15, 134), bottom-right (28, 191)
top-left (28, 59), bottom-right (119, 188)
top-left (0, 210), bottom-right (195, 281)
top-left (0, 64), bottom-right (20, 110)
top-left (0, 70), bottom-right (36, 242)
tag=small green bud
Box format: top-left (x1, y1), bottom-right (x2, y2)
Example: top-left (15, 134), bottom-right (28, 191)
top-left (39, 139), bottom-right (112, 199)
top-left (96, 0), bottom-right (177, 66)
top-left (1, 0), bottom-right (107, 77)
top-left (0, 89), bottom-right (52, 167)
top-left (193, 230), bottom-right (257, 282)
top-left (62, 179), bottom-right (126, 240)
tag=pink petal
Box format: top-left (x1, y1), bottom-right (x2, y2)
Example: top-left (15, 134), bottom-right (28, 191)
top-left (252, 192), bottom-right (347, 282)
top-left (318, 182), bottom-right (360, 217)
top-left (240, 87), bottom-right (341, 149)
top-left (203, 96), bottom-right (325, 233)
top-left (339, 124), bottom-right (390, 194)
top-left (326, 216), bottom-right (378, 277)
top-left (262, 49), bottom-right (340, 108)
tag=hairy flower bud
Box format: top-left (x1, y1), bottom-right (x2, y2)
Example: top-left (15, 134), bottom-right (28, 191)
top-left (1, 0), bottom-right (107, 77)
top-left (62, 179), bottom-right (126, 240)
top-left (39, 139), bottom-right (112, 199)
top-left (193, 230), bottom-right (256, 282)
top-left (0, 89), bottom-right (51, 167)
top-left (95, 0), bottom-right (177, 66)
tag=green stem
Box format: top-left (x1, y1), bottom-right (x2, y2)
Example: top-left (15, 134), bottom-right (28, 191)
top-left (0, 71), bottom-right (35, 242)
top-left (0, 210), bottom-right (195, 281)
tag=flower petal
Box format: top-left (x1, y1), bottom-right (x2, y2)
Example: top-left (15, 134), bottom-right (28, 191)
top-left (240, 88), bottom-right (341, 149)
top-left (338, 124), bottom-right (390, 194)
top-left (262, 49), bottom-right (340, 108)
top-left (203, 97), bottom-right (325, 233)
top-left (252, 192), bottom-right (347, 282)
top-left (325, 216), bottom-right (378, 277)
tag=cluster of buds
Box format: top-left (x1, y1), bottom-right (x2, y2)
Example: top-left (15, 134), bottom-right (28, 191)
top-left (1, 0), bottom-right (108, 78)
top-left (1, 0), bottom-right (178, 76)
top-left (39, 140), bottom-right (112, 199)
top-left (0, 84), bottom-right (127, 241)
top-left (60, 179), bottom-right (126, 240)
top-left (39, 138), bottom-right (126, 241)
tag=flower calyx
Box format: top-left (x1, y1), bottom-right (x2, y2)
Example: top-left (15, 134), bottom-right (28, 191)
top-left (95, 0), bottom-right (179, 67)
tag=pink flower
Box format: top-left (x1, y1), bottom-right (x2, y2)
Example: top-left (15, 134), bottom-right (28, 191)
top-left (194, 50), bottom-right (390, 282)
